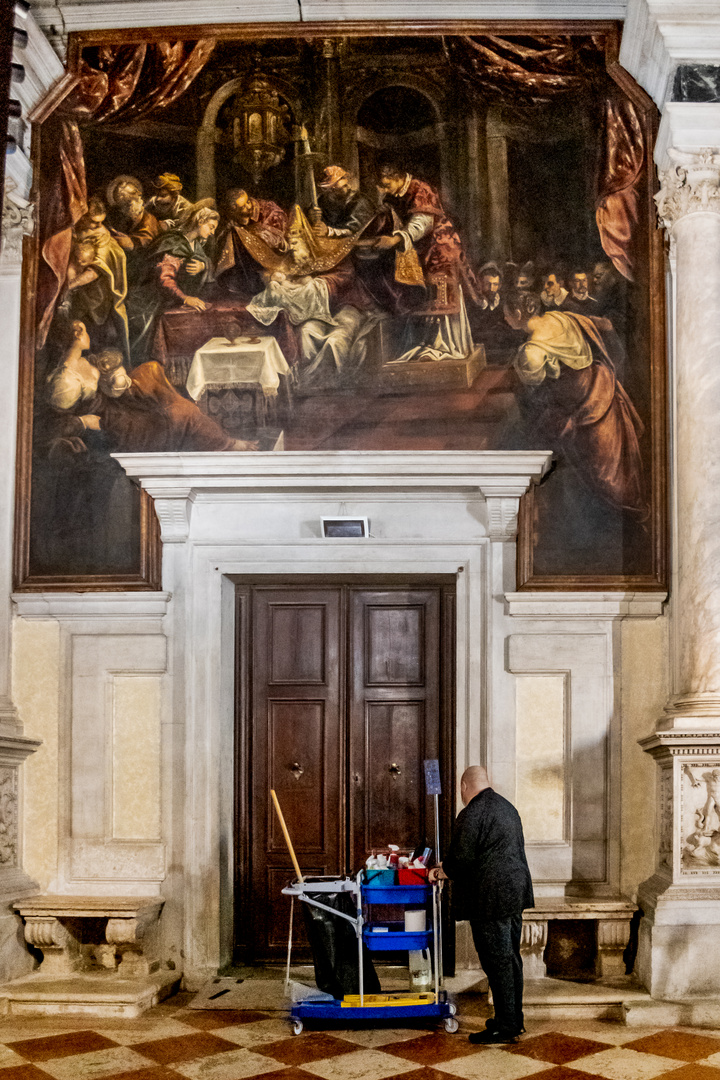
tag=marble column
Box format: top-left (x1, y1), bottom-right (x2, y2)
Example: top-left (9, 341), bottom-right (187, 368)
top-left (637, 144), bottom-right (720, 998)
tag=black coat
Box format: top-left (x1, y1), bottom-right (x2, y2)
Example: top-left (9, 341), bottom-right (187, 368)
top-left (442, 788), bottom-right (534, 921)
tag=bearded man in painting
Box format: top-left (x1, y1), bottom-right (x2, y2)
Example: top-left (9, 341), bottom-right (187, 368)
top-left (106, 176), bottom-right (160, 256)
top-left (214, 187), bottom-right (288, 301)
top-left (311, 166), bottom-right (375, 239)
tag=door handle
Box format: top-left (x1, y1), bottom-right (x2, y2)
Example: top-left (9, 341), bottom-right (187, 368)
top-left (389, 762), bottom-right (401, 777)
top-left (289, 762), bottom-right (304, 780)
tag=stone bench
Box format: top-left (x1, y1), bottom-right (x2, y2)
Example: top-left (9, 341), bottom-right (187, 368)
top-left (521, 898), bottom-right (637, 978)
top-left (14, 895), bottom-right (164, 978)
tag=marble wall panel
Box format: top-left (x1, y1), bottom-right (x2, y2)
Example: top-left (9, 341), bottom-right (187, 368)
top-left (112, 676), bottom-right (162, 842)
top-left (515, 675), bottom-right (566, 844)
top-left (12, 619), bottom-right (61, 890)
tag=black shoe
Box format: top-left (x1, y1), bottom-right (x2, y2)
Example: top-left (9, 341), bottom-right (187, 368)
top-left (469, 1029), bottom-right (520, 1045)
top-left (485, 1019), bottom-right (526, 1035)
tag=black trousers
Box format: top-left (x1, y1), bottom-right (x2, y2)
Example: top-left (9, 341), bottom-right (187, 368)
top-left (470, 914), bottom-right (524, 1035)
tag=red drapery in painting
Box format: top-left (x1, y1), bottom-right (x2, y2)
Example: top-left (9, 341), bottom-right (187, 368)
top-left (444, 35), bottom-right (645, 282)
top-left (37, 39), bottom-right (215, 346)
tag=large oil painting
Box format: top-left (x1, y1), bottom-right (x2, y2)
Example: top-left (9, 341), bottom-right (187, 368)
top-left (14, 24), bottom-right (666, 590)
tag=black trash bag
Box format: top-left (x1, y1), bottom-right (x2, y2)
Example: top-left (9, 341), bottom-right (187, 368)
top-left (302, 891), bottom-right (381, 999)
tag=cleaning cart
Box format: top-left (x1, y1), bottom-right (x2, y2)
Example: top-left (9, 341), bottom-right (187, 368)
top-left (282, 870), bottom-right (457, 1033)
top-left (276, 759), bottom-right (458, 1035)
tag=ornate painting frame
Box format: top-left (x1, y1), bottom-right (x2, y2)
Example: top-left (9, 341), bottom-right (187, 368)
top-left (13, 19), bottom-right (667, 592)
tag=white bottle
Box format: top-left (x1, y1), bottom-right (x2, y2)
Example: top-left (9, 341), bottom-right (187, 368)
top-left (409, 948), bottom-right (432, 990)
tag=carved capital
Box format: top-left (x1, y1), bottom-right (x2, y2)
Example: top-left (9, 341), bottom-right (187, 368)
top-left (151, 491), bottom-right (194, 543)
top-left (656, 148), bottom-right (720, 233)
top-left (1, 184), bottom-right (34, 269)
top-left (484, 496), bottom-right (521, 542)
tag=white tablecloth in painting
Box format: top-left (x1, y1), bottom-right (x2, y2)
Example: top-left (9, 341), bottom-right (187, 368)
top-left (186, 336), bottom-right (290, 401)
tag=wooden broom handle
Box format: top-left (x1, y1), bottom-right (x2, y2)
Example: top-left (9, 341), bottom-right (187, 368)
top-left (270, 789), bottom-right (304, 883)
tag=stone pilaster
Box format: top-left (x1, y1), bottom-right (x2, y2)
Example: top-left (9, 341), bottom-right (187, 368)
top-left (637, 143), bottom-right (720, 998)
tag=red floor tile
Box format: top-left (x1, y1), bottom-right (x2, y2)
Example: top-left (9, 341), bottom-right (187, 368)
top-left (174, 1009), bottom-right (273, 1030)
top-left (5, 1031), bottom-right (120, 1062)
top-left (624, 1032), bottom-right (720, 1062)
top-left (508, 1032), bottom-right (614, 1065)
top-left (95, 1069), bottom-right (187, 1080)
top-left (658, 1066), bottom-right (720, 1080)
top-left (534, 1069), bottom-right (613, 1080)
top-left (268, 1070), bottom-right (337, 1080)
top-left (131, 1032), bottom-right (240, 1065)
top-left (382, 1032), bottom-right (485, 1064)
top-left (0, 1067), bottom-right (65, 1080)
top-left (254, 1033), bottom-right (359, 1065)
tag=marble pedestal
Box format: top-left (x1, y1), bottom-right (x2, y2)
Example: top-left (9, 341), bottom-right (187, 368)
top-left (1, 896), bottom-right (179, 1017)
top-left (637, 727), bottom-right (720, 999)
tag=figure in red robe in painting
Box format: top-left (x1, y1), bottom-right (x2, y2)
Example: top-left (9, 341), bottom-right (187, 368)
top-left (356, 161), bottom-right (477, 361)
top-left (503, 290), bottom-right (646, 517)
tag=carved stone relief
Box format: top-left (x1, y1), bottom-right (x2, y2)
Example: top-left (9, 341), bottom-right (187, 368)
top-left (681, 762), bottom-right (720, 873)
top-left (1, 183), bottom-right (34, 268)
top-left (0, 767), bottom-right (18, 868)
top-left (659, 767), bottom-right (673, 868)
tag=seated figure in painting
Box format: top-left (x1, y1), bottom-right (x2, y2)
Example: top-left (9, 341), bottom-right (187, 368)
top-left (214, 188), bottom-right (288, 302)
top-left (45, 321), bottom-right (257, 453)
top-left (503, 289), bottom-right (646, 518)
top-left (126, 205), bottom-right (219, 364)
top-left (106, 176), bottom-right (160, 265)
top-left (246, 206), bottom-right (383, 389)
top-left (356, 159), bottom-right (477, 363)
top-left (311, 166), bottom-right (376, 239)
top-left (144, 173), bottom-right (193, 233)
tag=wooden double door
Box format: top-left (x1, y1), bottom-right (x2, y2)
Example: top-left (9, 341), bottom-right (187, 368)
top-left (234, 579), bottom-right (455, 963)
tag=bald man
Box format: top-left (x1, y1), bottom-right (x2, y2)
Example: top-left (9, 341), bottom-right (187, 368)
top-left (429, 766), bottom-right (533, 1043)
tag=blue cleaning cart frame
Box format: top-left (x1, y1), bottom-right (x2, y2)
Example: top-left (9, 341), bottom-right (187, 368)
top-left (282, 871), bottom-right (458, 1034)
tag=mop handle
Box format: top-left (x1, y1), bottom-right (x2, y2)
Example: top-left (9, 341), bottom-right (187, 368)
top-left (270, 789), bottom-right (304, 883)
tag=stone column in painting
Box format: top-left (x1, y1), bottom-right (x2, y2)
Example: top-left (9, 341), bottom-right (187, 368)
top-left (637, 144), bottom-right (720, 998)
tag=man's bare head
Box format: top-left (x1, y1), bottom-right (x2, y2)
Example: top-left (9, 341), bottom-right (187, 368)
top-left (460, 766), bottom-right (490, 805)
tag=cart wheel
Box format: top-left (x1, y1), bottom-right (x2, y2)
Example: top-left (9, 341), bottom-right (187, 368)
top-left (444, 1016), bottom-right (459, 1034)
top-left (292, 1020), bottom-right (304, 1035)
top-left (448, 1003), bottom-right (457, 1016)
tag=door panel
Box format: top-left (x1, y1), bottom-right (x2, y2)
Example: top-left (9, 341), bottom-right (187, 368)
top-left (362, 701), bottom-right (427, 853)
top-left (269, 700), bottom-right (327, 852)
top-left (366, 606), bottom-right (424, 685)
top-left (249, 588), bottom-right (343, 962)
top-left (349, 589), bottom-right (441, 874)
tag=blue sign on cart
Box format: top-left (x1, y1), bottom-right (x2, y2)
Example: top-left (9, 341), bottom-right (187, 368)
top-left (423, 759), bottom-right (442, 795)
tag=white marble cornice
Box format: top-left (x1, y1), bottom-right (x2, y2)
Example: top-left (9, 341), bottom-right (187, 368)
top-left (655, 147), bottom-right (720, 233)
top-left (114, 450), bottom-right (552, 544)
top-left (12, 592), bottom-right (171, 619)
top-left (505, 591), bottom-right (668, 618)
top-left (28, 0), bottom-right (628, 37)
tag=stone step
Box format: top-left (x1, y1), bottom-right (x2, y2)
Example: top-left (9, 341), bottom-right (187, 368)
top-left (0, 970), bottom-right (180, 1019)
top-left (519, 977), bottom-right (651, 1021)
top-left (623, 998), bottom-right (720, 1028)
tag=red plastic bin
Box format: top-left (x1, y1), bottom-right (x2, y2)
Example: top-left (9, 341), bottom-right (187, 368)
top-left (397, 867), bottom-right (428, 885)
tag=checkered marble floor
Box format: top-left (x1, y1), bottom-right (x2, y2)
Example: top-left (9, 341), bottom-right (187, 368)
top-left (2, 994), bottom-right (720, 1080)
